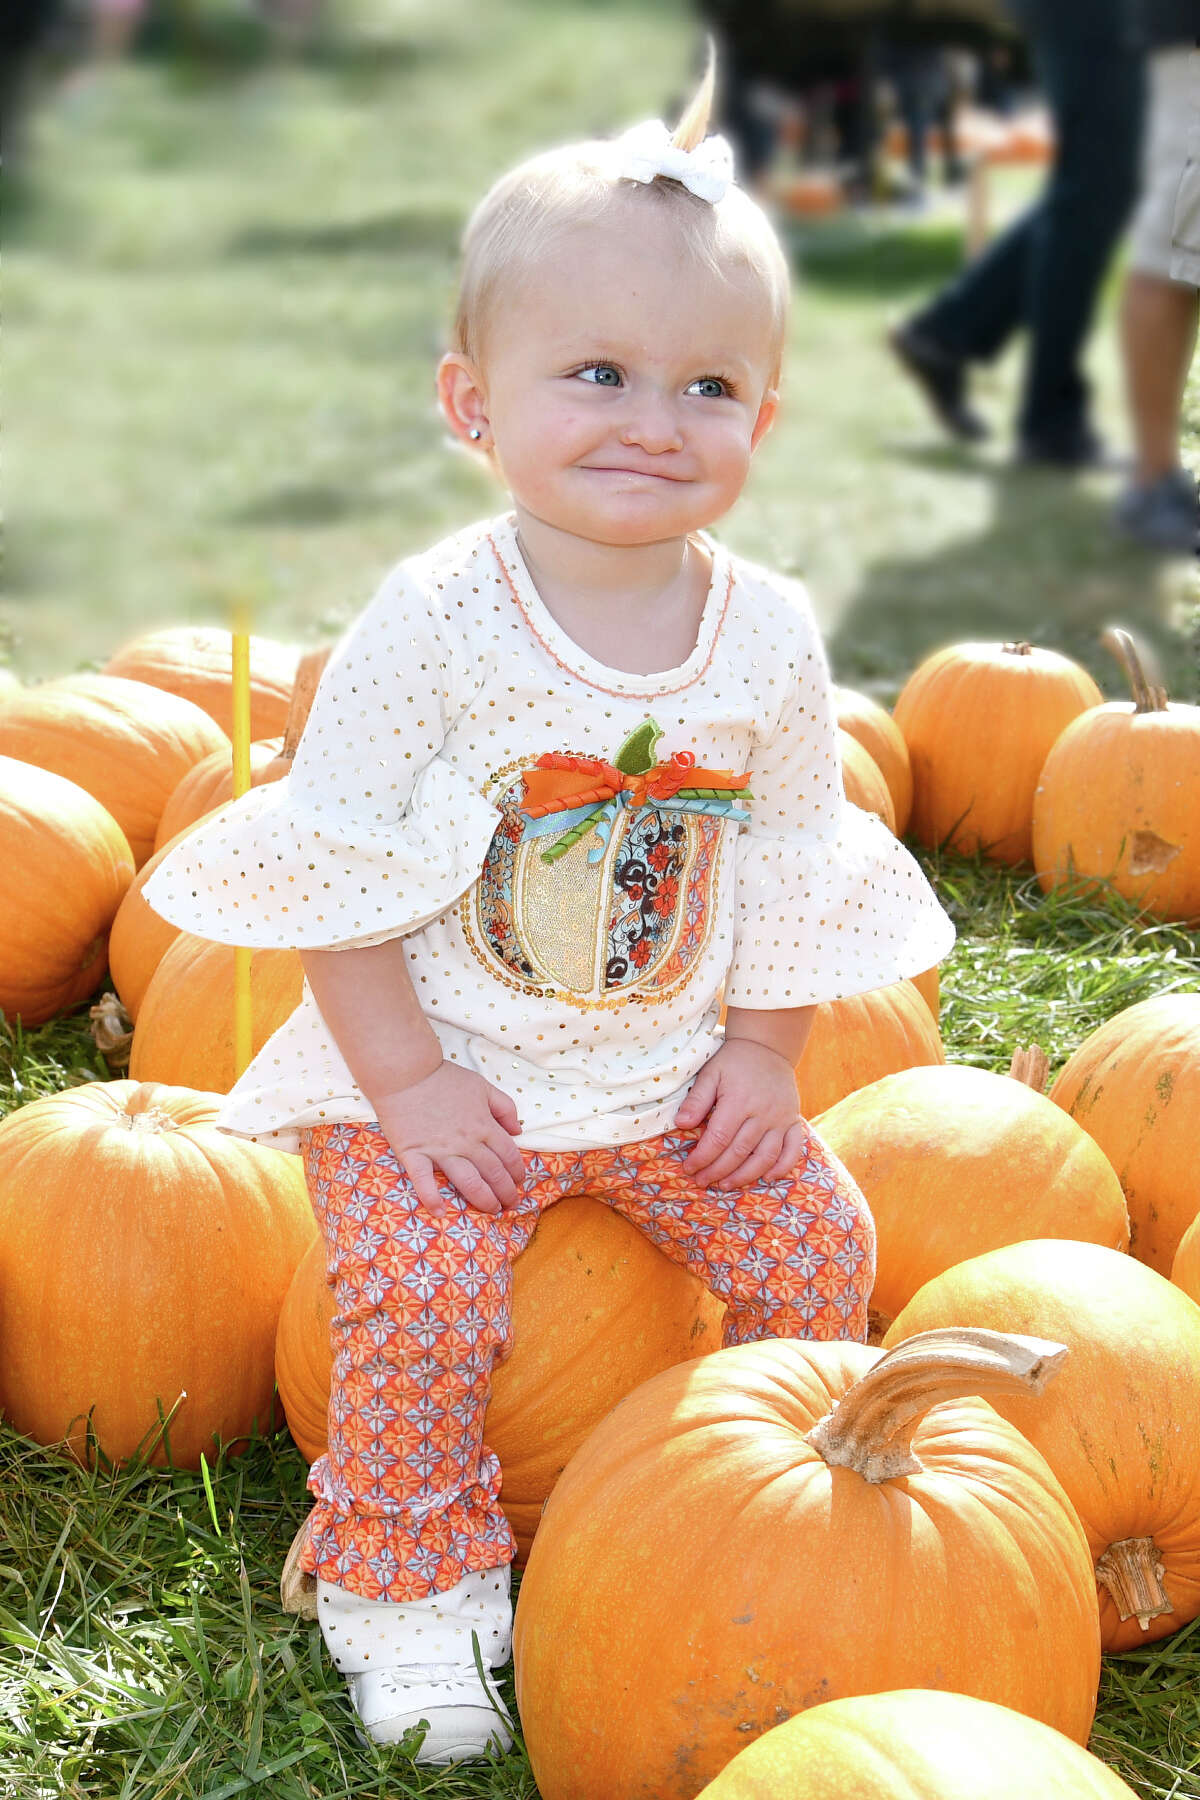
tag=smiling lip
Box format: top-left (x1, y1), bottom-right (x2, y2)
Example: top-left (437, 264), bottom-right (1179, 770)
top-left (581, 465), bottom-right (687, 481)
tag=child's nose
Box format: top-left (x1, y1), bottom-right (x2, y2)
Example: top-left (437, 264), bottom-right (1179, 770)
top-left (618, 389), bottom-right (684, 454)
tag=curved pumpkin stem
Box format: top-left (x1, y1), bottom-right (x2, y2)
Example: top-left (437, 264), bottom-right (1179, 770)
top-left (1007, 1045), bottom-right (1049, 1093)
top-left (1001, 641), bottom-right (1034, 656)
top-left (1096, 1536), bottom-right (1172, 1631)
top-left (281, 1516), bottom-right (318, 1619)
top-left (1101, 627), bottom-right (1169, 715)
top-left (805, 1327), bottom-right (1068, 1484)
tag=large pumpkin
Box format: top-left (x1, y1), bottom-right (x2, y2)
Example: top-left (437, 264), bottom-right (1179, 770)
top-left (892, 641), bottom-right (1101, 865)
top-left (0, 1081), bottom-right (315, 1467)
top-left (0, 674), bottom-right (228, 866)
top-left (885, 1239), bottom-right (1200, 1652)
top-left (696, 1690), bottom-right (1138, 1799)
top-left (0, 757), bottom-right (135, 1027)
top-left (103, 626), bottom-right (300, 741)
top-left (834, 686), bottom-right (913, 836)
top-left (277, 1197), bottom-right (725, 1565)
top-left (1032, 630), bottom-right (1200, 922)
top-left (129, 936), bottom-right (304, 1093)
top-left (514, 1329), bottom-right (1101, 1800)
top-left (796, 979), bottom-right (944, 1117)
top-left (814, 1061), bottom-right (1130, 1337)
top-left (839, 730), bottom-right (896, 832)
top-left (1049, 992), bottom-right (1200, 1275)
top-left (153, 737), bottom-right (283, 854)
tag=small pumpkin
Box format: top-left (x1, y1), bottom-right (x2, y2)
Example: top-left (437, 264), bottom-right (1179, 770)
top-left (910, 963), bottom-right (940, 1020)
top-left (696, 1689), bottom-right (1138, 1799)
top-left (1032, 630), bottom-right (1200, 922)
top-left (834, 685), bottom-right (913, 835)
top-left (1171, 1212), bottom-right (1200, 1307)
top-left (885, 1239), bottom-right (1200, 1652)
top-left (893, 641), bottom-right (1101, 865)
top-left (0, 756), bottom-right (136, 1027)
top-left (276, 1197), bottom-right (725, 1565)
top-left (0, 673), bottom-right (228, 866)
top-left (129, 936), bottom-right (304, 1093)
top-left (814, 1057), bottom-right (1130, 1337)
top-left (1049, 991), bottom-right (1200, 1275)
top-left (839, 730), bottom-right (896, 832)
top-left (0, 1081), bottom-right (315, 1467)
top-left (107, 821), bottom-right (220, 1023)
top-left (514, 1329), bottom-right (1102, 1800)
top-left (153, 737), bottom-right (283, 854)
top-left (796, 979), bottom-right (944, 1117)
top-left (103, 625), bottom-right (300, 741)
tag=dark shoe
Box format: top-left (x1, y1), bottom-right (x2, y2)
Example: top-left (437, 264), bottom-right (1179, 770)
top-left (1015, 426), bottom-right (1124, 471)
top-left (1114, 468), bottom-right (1200, 553)
top-left (887, 322), bottom-right (991, 443)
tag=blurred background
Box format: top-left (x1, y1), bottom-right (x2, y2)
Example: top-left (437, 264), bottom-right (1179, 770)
top-left (5, 0), bottom-right (1198, 698)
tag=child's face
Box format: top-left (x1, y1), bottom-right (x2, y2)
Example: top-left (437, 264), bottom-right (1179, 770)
top-left (440, 209), bottom-right (780, 549)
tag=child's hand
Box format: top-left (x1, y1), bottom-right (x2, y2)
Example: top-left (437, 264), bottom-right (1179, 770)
top-left (375, 1062), bottom-right (525, 1220)
top-left (675, 1038), bottom-right (808, 1193)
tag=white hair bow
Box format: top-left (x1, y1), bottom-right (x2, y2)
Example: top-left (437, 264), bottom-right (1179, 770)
top-left (613, 119), bottom-right (735, 205)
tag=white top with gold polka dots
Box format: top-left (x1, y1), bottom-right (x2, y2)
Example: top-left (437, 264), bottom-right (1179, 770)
top-left (145, 514), bottom-right (954, 1153)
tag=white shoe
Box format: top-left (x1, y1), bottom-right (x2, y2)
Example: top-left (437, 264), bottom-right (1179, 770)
top-left (349, 1661), bottom-right (514, 1761)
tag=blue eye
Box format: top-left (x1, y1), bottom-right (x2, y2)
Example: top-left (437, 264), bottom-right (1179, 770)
top-left (576, 363), bottom-right (622, 386)
top-left (687, 377), bottom-right (729, 398)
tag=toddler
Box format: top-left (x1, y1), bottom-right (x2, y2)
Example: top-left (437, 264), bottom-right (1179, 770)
top-left (147, 63), bottom-right (953, 1766)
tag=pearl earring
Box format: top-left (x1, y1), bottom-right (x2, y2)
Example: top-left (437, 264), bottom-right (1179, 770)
top-left (468, 427), bottom-right (483, 441)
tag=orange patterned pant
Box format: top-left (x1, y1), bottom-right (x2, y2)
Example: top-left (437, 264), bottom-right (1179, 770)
top-left (298, 1121), bottom-right (874, 1603)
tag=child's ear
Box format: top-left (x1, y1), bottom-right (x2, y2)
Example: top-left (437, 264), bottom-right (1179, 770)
top-left (437, 352), bottom-right (491, 449)
top-left (750, 388), bottom-right (779, 452)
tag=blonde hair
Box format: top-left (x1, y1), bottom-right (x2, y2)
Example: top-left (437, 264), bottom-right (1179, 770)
top-left (451, 51), bottom-right (790, 385)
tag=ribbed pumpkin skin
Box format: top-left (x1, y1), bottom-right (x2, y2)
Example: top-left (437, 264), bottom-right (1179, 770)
top-left (839, 731), bottom-right (895, 832)
top-left (130, 936), bottom-right (303, 1093)
top-left (796, 980), bottom-right (944, 1118)
top-left (0, 757), bottom-right (136, 1026)
top-left (1032, 702), bottom-right (1200, 921)
top-left (834, 686), bottom-right (913, 836)
top-left (513, 1340), bottom-right (1101, 1800)
top-left (276, 1197), bottom-right (725, 1564)
top-left (893, 643), bottom-right (1101, 865)
top-left (107, 824), bottom-right (207, 1023)
top-left (1050, 994), bottom-right (1200, 1275)
top-left (0, 674), bottom-right (228, 866)
top-left (103, 627), bottom-right (299, 741)
top-left (0, 1082), bottom-right (315, 1466)
top-left (815, 1065), bottom-right (1130, 1335)
top-left (696, 1690), bottom-right (1137, 1799)
top-left (1172, 1213), bottom-right (1200, 1305)
top-left (153, 738), bottom-right (283, 853)
top-left (885, 1240), bottom-right (1200, 1652)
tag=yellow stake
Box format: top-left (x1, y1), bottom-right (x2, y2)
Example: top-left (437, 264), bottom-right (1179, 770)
top-left (231, 606), bottom-right (253, 1079)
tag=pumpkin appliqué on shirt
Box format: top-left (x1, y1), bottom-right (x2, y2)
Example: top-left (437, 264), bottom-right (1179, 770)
top-left (462, 719), bottom-right (752, 1008)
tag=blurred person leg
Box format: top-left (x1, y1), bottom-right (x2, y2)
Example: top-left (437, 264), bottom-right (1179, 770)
top-left (1116, 45), bottom-right (1200, 552)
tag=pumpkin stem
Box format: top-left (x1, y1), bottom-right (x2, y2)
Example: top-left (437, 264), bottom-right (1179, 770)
top-left (1001, 641), bottom-right (1034, 656)
top-left (1096, 1536), bottom-right (1172, 1630)
top-left (1007, 1045), bottom-right (1049, 1093)
top-left (804, 1328), bottom-right (1067, 1484)
top-left (279, 646), bottom-right (333, 762)
top-left (1101, 627), bottom-right (1169, 715)
top-left (281, 1516), bottom-right (319, 1619)
top-left (90, 993), bottom-right (134, 1069)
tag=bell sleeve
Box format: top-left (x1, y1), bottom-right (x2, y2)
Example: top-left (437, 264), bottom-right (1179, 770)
top-left (143, 569), bottom-right (501, 952)
top-left (723, 594), bottom-right (954, 1010)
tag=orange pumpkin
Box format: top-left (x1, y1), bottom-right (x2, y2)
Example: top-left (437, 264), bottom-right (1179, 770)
top-left (796, 979), bottom-right (944, 1117)
top-left (276, 1197), bottom-right (725, 1565)
top-left (129, 936), bottom-right (304, 1093)
top-left (153, 737), bottom-right (283, 853)
top-left (0, 756), bottom-right (135, 1027)
top-left (814, 1061), bottom-right (1130, 1337)
top-left (1171, 1212), bottom-right (1200, 1306)
top-left (103, 626), bottom-right (300, 741)
top-left (839, 730), bottom-right (896, 832)
top-left (514, 1329), bottom-right (1102, 1800)
top-left (696, 1690), bottom-right (1138, 1799)
top-left (1032, 630), bottom-right (1200, 922)
top-left (0, 1081), bottom-right (315, 1466)
top-left (107, 823), bottom-right (216, 1023)
top-left (885, 1239), bottom-right (1200, 1652)
top-left (1049, 992), bottom-right (1200, 1275)
top-left (892, 641), bottom-right (1101, 865)
top-left (834, 685), bottom-right (913, 836)
top-left (910, 963), bottom-right (940, 1020)
top-left (0, 674), bottom-right (228, 866)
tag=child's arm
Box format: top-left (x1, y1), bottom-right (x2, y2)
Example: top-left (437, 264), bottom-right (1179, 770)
top-left (301, 938), bottom-right (525, 1219)
top-left (675, 1004), bottom-right (815, 1192)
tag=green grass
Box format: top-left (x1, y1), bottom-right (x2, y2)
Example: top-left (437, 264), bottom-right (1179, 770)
top-left (4, 1), bottom-right (1200, 1793)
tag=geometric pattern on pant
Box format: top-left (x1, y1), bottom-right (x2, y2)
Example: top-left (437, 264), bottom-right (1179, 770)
top-left (298, 1119), bottom-right (875, 1604)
